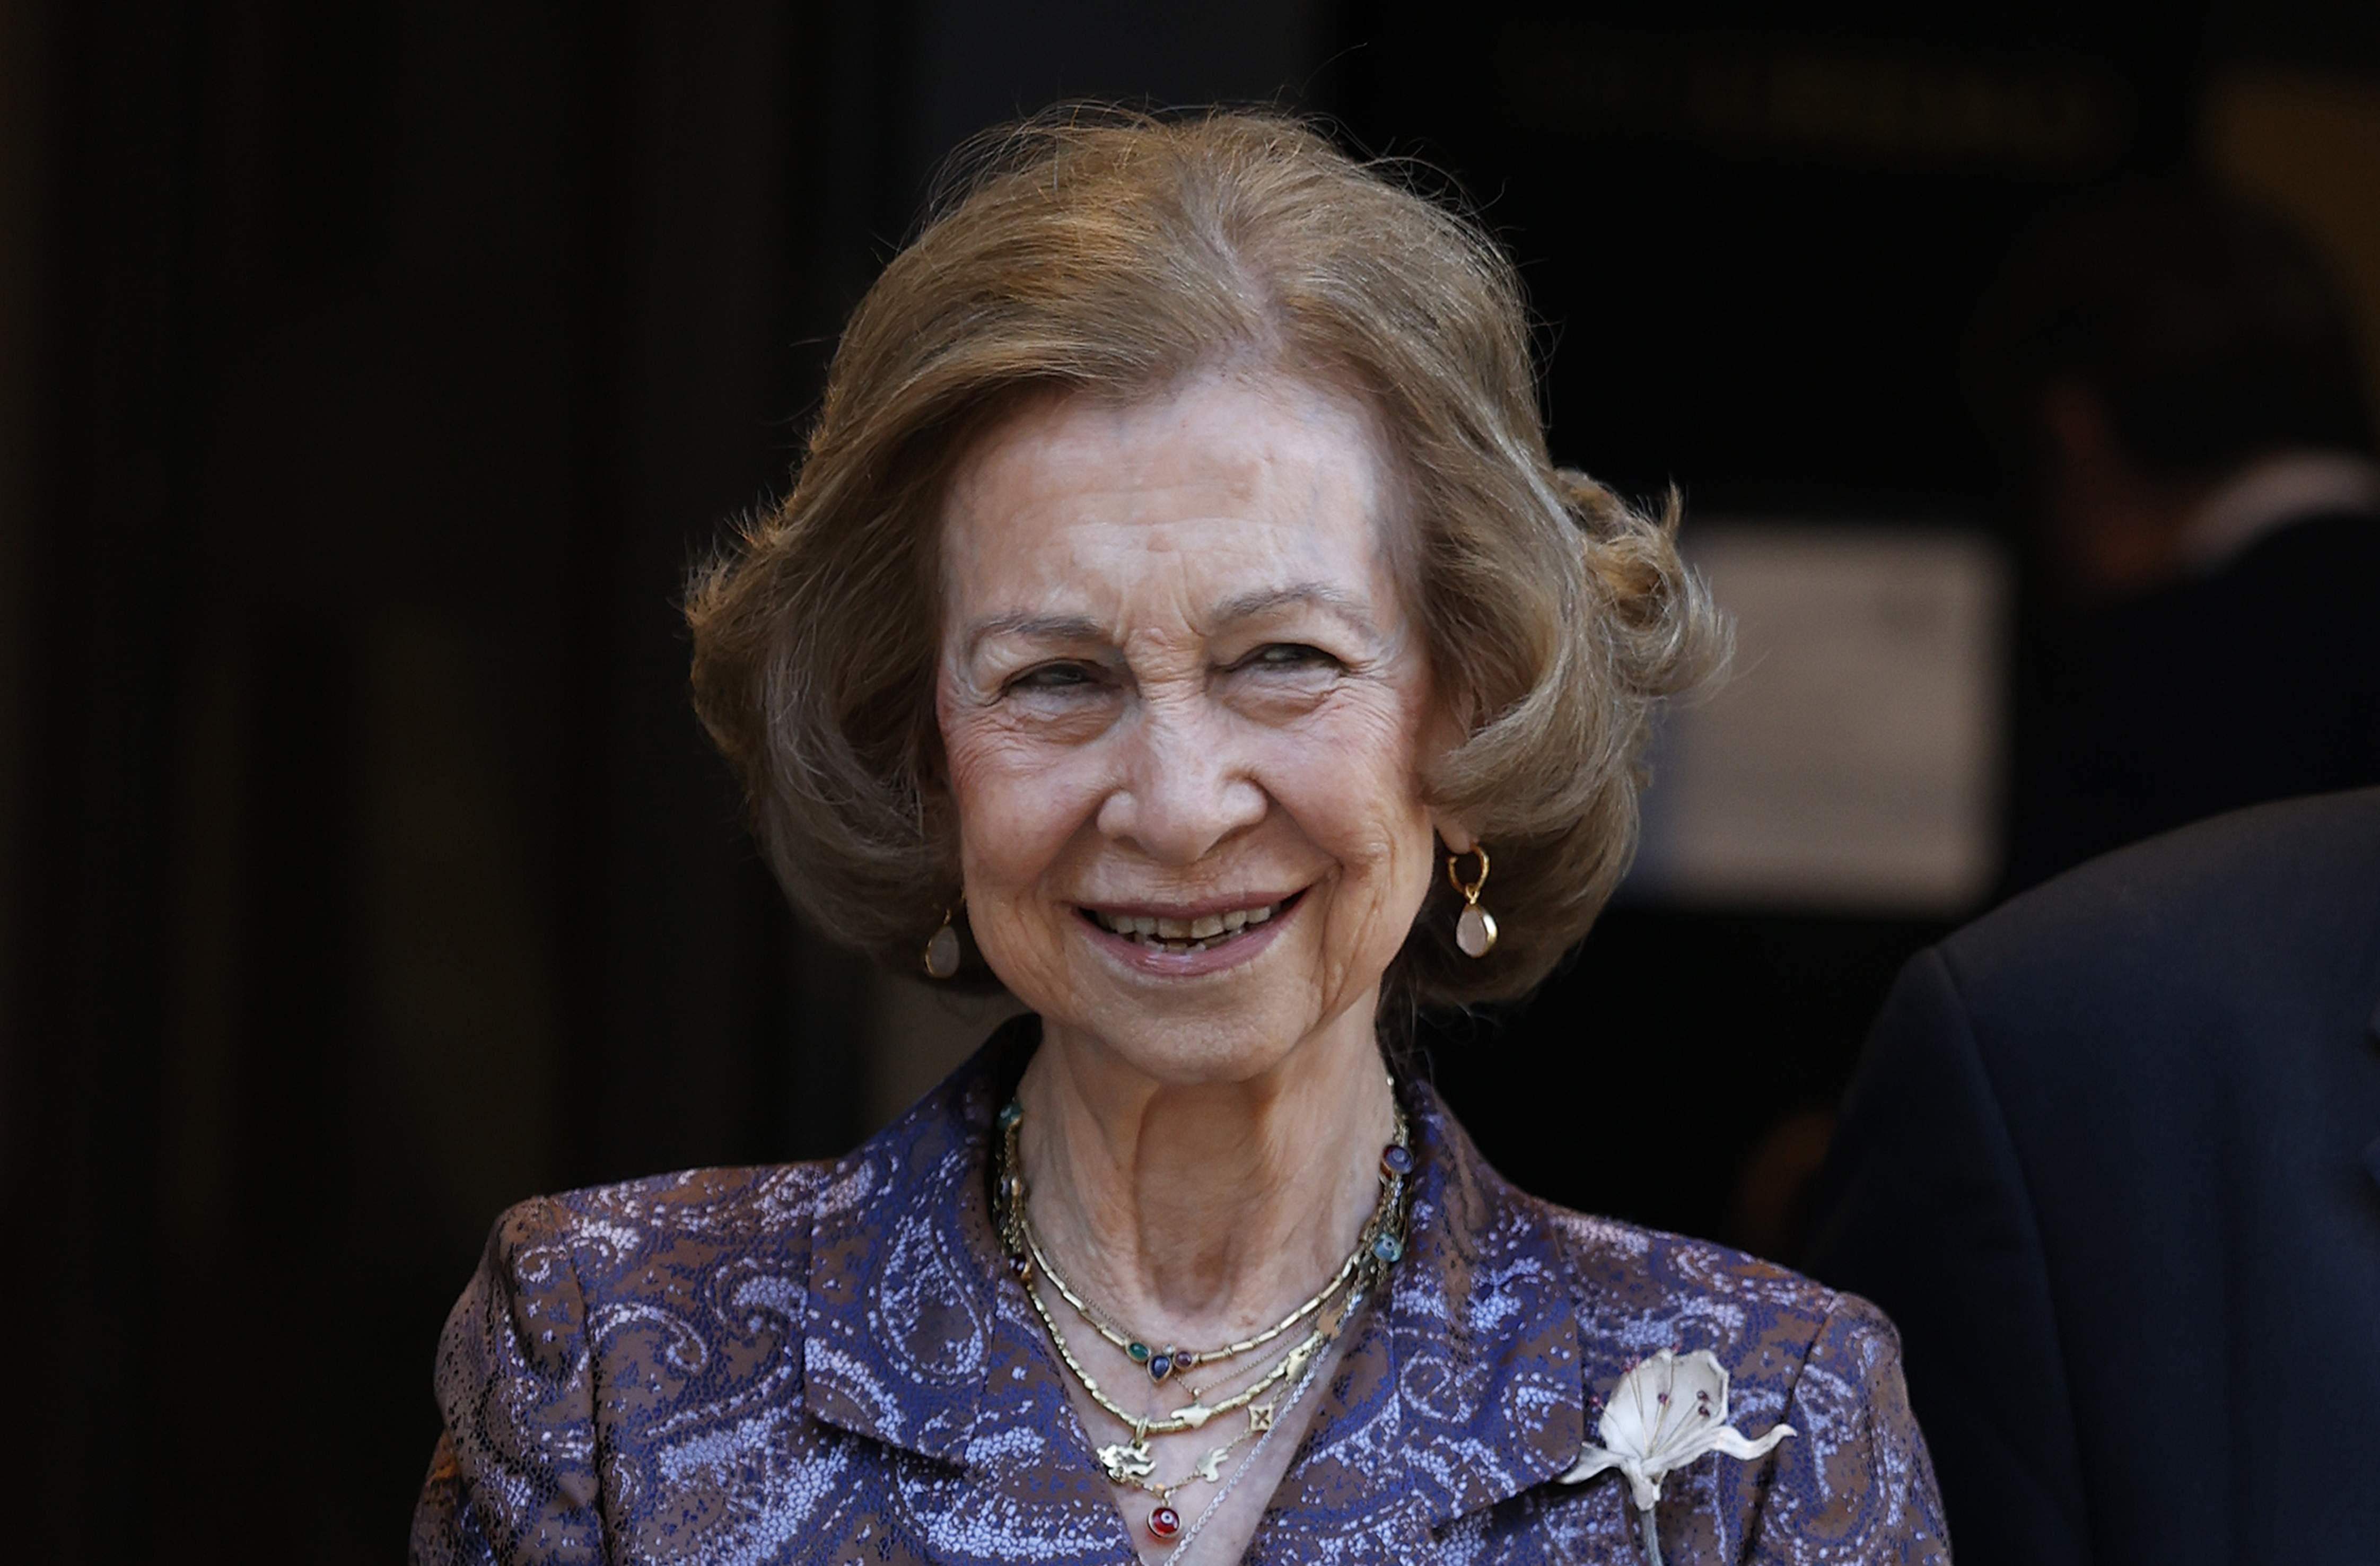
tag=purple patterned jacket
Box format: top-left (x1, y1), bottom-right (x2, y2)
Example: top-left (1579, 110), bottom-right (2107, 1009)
top-left (412, 1023), bottom-right (1948, 1563)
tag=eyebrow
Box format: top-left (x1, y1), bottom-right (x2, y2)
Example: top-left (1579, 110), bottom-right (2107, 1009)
top-left (1212, 581), bottom-right (1381, 639)
top-left (960, 611), bottom-right (1109, 662)
top-left (961, 581), bottom-right (1379, 663)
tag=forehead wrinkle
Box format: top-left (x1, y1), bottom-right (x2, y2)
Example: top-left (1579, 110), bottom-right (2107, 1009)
top-left (966, 572), bottom-right (1387, 668)
top-left (940, 370), bottom-right (1415, 668)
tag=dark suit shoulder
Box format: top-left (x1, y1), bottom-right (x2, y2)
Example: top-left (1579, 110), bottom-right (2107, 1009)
top-left (1814, 793), bottom-right (2380, 1566)
top-left (1952, 786), bottom-right (2380, 999)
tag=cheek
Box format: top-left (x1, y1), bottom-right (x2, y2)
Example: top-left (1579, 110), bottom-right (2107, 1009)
top-left (1266, 690), bottom-right (1438, 878)
top-left (938, 705), bottom-right (1099, 896)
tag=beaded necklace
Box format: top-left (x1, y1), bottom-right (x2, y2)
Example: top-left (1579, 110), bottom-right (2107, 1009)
top-left (990, 1093), bottom-right (1414, 1543)
top-left (1061, 1320), bottom-right (1323, 1529)
top-left (1156, 1322), bottom-right (1333, 1564)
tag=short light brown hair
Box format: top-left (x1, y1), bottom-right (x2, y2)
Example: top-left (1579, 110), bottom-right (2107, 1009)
top-left (687, 108), bottom-right (1723, 1005)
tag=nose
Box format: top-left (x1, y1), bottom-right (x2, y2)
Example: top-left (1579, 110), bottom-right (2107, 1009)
top-left (1094, 694), bottom-right (1267, 866)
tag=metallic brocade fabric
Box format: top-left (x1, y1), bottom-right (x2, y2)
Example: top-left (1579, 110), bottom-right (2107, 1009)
top-left (412, 1023), bottom-right (1948, 1564)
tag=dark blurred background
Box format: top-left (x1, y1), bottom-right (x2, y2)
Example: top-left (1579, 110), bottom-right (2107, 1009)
top-left (4, 2), bottom-right (2376, 1560)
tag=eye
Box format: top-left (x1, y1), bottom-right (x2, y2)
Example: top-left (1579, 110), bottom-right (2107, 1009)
top-left (1007, 660), bottom-right (1104, 693)
top-left (1238, 643), bottom-right (1339, 671)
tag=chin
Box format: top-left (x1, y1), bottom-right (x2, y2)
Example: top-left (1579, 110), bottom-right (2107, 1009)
top-left (1076, 1000), bottom-right (1323, 1087)
top-left (1051, 952), bottom-right (1389, 1090)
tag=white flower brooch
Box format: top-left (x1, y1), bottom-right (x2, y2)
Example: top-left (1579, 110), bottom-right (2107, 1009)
top-left (1558, 1348), bottom-right (1796, 1565)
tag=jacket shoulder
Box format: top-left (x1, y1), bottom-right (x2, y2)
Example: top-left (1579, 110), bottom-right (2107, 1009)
top-left (491, 1160), bottom-right (839, 1304)
top-left (1538, 1200), bottom-right (1846, 1323)
top-left (1427, 1087), bottom-right (1878, 1394)
top-left (1526, 1197), bottom-right (1940, 1553)
top-left (423, 1161), bottom-right (847, 1563)
top-left (1530, 1196), bottom-right (1895, 1393)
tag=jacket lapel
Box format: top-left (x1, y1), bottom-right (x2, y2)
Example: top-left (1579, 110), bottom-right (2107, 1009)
top-left (1255, 1081), bottom-right (1588, 1553)
top-left (800, 1051), bottom-right (1001, 1462)
top-left (802, 1019), bottom-right (1140, 1563)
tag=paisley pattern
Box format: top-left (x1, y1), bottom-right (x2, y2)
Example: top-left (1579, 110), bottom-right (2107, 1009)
top-left (413, 1021), bottom-right (1948, 1563)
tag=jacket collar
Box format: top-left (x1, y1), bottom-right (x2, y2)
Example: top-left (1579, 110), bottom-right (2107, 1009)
top-left (801, 1021), bottom-right (1589, 1537)
top-left (800, 1017), bottom-right (1031, 1466)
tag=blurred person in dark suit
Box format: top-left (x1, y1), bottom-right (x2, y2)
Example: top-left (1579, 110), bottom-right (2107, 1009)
top-left (1806, 788), bottom-right (2380, 1566)
top-left (1980, 184), bottom-right (2380, 891)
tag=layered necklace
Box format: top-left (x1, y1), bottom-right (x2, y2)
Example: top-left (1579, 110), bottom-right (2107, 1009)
top-left (990, 1093), bottom-right (1415, 1545)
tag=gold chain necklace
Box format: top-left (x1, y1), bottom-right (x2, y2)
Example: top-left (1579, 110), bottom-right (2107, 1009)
top-left (990, 1092), bottom-right (1415, 1543)
top-left (1020, 1209), bottom-right (1363, 1387)
top-left (1015, 1245), bottom-right (1323, 1442)
top-left (992, 1095), bottom-right (1410, 1403)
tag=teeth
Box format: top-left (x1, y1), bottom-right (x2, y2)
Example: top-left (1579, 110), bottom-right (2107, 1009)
top-left (1091, 900), bottom-right (1284, 946)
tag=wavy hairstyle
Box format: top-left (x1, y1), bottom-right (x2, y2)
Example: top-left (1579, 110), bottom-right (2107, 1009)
top-left (687, 108), bottom-right (1725, 1005)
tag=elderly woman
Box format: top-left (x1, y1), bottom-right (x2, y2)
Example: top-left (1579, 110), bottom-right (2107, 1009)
top-left (412, 111), bottom-right (1945, 1565)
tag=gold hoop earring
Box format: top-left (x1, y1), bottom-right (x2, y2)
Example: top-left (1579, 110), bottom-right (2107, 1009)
top-left (1447, 847), bottom-right (1498, 958)
top-left (923, 902), bottom-right (962, 979)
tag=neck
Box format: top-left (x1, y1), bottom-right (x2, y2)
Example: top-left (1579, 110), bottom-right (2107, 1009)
top-left (1014, 999), bottom-right (1397, 1349)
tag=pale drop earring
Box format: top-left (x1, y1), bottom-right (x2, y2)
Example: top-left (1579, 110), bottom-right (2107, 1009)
top-left (1447, 847), bottom-right (1498, 958)
top-left (923, 903), bottom-right (962, 979)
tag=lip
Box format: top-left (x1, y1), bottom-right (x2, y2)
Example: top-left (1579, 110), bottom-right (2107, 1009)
top-left (1075, 889), bottom-right (1306, 978)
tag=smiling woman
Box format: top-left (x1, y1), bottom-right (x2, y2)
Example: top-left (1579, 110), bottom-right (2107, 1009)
top-left (410, 109), bottom-right (1949, 1566)
top-left (937, 373), bottom-right (1441, 1084)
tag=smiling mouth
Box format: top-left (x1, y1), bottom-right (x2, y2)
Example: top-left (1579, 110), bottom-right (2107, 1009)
top-left (1081, 893), bottom-right (1299, 954)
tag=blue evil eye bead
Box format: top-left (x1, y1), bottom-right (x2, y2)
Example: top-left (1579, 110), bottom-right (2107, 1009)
top-left (1148, 1352), bottom-right (1175, 1382)
top-left (1371, 1232), bottom-right (1404, 1265)
top-left (1126, 1342), bottom-right (1152, 1364)
top-left (996, 1101), bottom-right (1023, 1129)
top-left (1380, 1144), bottom-right (1413, 1178)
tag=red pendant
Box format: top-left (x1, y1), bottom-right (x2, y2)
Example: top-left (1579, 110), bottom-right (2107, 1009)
top-left (1148, 1505), bottom-right (1182, 1539)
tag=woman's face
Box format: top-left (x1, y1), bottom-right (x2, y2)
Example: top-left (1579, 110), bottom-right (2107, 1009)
top-left (935, 369), bottom-right (1457, 1085)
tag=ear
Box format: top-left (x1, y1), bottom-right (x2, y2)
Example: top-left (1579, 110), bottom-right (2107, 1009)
top-left (1433, 816), bottom-right (1478, 856)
